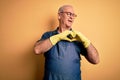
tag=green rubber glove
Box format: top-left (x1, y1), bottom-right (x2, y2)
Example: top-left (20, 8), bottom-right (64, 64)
top-left (50, 30), bottom-right (76, 45)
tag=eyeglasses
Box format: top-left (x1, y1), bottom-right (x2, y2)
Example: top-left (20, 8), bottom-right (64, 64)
top-left (60, 12), bottom-right (77, 17)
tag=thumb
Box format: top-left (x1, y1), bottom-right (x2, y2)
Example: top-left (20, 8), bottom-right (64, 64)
top-left (67, 31), bottom-right (76, 39)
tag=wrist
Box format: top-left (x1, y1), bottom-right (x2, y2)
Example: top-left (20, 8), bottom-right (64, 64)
top-left (50, 35), bottom-right (60, 45)
top-left (83, 39), bottom-right (91, 48)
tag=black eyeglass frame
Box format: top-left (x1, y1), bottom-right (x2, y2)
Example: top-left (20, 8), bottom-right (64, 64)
top-left (59, 12), bottom-right (77, 17)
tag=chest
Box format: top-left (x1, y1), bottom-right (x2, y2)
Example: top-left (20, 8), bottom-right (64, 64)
top-left (45, 41), bottom-right (82, 60)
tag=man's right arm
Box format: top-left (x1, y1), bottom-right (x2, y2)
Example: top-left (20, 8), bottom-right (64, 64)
top-left (34, 39), bottom-right (53, 54)
top-left (34, 30), bottom-right (75, 54)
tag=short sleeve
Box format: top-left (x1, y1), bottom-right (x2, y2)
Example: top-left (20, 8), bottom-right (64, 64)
top-left (40, 32), bottom-right (51, 41)
top-left (36, 30), bottom-right (55, 42)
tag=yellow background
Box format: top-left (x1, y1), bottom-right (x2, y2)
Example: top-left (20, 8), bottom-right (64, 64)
top-left (0, 0), bottom-right (120, 80)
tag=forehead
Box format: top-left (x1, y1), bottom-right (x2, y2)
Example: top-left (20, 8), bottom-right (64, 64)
top-left (63, 6), bottom-right (74, 12)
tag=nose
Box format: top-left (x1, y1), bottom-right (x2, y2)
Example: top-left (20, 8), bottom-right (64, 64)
top-left (70, 15), bottom-right (74, 19)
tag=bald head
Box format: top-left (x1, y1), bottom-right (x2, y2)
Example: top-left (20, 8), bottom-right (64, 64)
top-left (58, 5), bottom-right (73, 13)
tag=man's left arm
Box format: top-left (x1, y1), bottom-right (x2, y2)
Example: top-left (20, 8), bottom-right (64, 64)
top-left (84, 43), bottom-right (100, 64)
top-left (73, 31), bottom-right (100, 64)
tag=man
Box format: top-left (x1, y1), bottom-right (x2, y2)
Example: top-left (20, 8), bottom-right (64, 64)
top-left (34, 5), bottom-right (99, 80)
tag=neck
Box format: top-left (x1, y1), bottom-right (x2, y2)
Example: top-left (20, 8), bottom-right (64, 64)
top-left (58, 25), bottom-right (71, 33)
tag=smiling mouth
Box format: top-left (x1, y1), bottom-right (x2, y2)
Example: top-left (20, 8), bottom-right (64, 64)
top-left (68, 20), bottom-right (73, 23)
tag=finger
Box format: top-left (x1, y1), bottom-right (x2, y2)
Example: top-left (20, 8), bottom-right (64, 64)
top-left (63, 37), bottom-right (73, 42)
top-left (70, 38), bottom-right (77, 42)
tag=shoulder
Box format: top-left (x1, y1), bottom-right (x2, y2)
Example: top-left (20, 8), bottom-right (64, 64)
top-left (41, 29), bottom-right (57, 40)
top-left (43, 29), bottom-right (57, 36)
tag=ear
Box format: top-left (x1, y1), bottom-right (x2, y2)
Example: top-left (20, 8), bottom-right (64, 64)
top-left (58, 13), bottom-right (61, 19)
